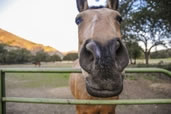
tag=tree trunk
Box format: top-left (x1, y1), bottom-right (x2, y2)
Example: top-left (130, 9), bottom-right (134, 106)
top-left (134, 58), bottom-right (136, 65)
top-left (129, 55), bottom-right (133, 64)
top-left (130, 58), bottom-right (133, 64)
top-left (144, 52), bottom-right (149, 65)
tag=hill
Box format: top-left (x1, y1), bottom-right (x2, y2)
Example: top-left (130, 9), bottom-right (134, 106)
top-left (0, 28), bottom-right (63, 58)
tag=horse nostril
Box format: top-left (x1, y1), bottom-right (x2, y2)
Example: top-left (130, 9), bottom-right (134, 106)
top-left (79, 40), bottom-right (101, 73)
top-left (116, 40), bottom-right (120, 51)
top-left (86, 41), bottom-right (101, 59)
top-left (109, 39), bottom-right (121, 53)
top-left (85, 48), bottom-right (94, 62)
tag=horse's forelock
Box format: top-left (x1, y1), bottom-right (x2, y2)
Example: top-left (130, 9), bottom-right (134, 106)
top-left (89, 6), bottom-right (105, 9)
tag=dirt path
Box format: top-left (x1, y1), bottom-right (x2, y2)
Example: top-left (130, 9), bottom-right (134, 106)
top-left (6, 74), bottom-right (171, 114)
top-left (6, 87), bottom-right (75, 114)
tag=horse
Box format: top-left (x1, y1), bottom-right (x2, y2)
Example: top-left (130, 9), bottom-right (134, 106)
top-left (70, 0), bottom-right (129, 114)
top-left (33, 61), bottom-right (41, 67)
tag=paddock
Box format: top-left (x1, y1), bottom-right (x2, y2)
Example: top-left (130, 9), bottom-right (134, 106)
top-left (0, 67), bottom-right (171, 114)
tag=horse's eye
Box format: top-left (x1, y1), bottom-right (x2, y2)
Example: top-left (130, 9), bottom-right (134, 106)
top-left (75, 16), bottom-right (83, 25)
top-left (116, 16), bottom-right (122, 23)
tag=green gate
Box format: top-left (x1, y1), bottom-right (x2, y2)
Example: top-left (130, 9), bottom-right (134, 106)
top-left (0, 68), bottom-right (171, 114)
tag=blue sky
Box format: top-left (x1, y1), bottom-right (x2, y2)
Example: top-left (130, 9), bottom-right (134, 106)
top-left (0, 0), bottom-right (11, 12)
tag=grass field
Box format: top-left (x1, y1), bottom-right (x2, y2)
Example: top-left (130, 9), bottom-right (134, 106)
top-left (6, 73), bottom-right (70, 89)
top-left (2, 62), bottom-right (73, 89)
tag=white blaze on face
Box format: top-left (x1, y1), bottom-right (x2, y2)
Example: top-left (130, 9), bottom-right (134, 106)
top-left (83, 15), bottom-right (98, 39)
top-left (90, 15), bottom-right (97, 37)
top-left (87, 0), bottom-right (107, 7)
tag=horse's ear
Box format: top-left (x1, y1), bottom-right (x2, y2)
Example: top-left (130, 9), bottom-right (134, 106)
top-left (76, 0), bottom-right (88, 12)
top-left (106, 0), bottom-right (119, 10)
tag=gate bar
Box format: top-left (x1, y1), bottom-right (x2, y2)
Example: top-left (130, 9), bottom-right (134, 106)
top-left (0, 71), bottom-right (5, 114)
top-left (2, 97), bottom-right (171, 105)
top-left (0, 68), bottom-right (171, 77)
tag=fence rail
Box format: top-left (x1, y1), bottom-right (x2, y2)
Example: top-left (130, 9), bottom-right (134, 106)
top-left (2, 97), bottom-right (171, 105)
top-left (0, 67), bottom-right (171, 114)
top-left (1, 68), bottom-right (171, 77)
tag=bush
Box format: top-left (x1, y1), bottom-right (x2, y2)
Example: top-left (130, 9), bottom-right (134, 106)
top-left (63, 53), bottom-right (78, 61)
top-left (125, 41), bottom-right (142, 64)
top-left (49, 54), bottom-right (61, 61)
top-left (0, 43), bottom-right (62, 64)
top-left (5, 48), bottom-right (32, 64)
top-left (150, 49), bottom-right (171, 59)
top-left (32, 50), bottom-right (49, 62)
top-left (0, 44), bottom-right (8, 64)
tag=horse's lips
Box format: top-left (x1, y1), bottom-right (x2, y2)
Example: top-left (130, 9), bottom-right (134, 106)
top-left (85, 80), bottom-right (123, 98)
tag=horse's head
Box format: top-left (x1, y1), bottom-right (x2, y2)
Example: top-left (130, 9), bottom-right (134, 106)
top-left (76, 0), bottom-right (129, 97)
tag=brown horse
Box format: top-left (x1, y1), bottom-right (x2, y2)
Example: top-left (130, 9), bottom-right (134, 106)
top-left (70, 0), bottom-right (129, 114)
top-left (33, 61), bottom-right (41, 67)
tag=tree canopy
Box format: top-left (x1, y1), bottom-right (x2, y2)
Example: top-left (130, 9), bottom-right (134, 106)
top-left (120, 0), bottom-right (171, 64)
top-left (63, 53), bottom-right (78, 61)
top-left (0, 44), bottom-right (62, 64)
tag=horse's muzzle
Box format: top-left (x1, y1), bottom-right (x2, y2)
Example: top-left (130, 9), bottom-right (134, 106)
top-left (79, 38), bottom-right (129, 97)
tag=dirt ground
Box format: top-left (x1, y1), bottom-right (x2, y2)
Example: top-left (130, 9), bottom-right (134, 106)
top-left (6, 73), bottom-right (171, 114)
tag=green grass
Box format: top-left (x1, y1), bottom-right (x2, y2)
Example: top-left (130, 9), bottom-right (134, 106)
top-left (1, 62), bottom-right (73, 89)
top-left (125, 75), bottom-right (137, 80)
top-left (6, 73), bottom-right (70, 89)
top-left (125, 73), bottom-right (162, 82)
top-left (143, 75), bottom-right (157, 81)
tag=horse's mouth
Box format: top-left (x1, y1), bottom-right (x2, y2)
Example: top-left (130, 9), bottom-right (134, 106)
top-left (85, 80), bottom-right (123, 98)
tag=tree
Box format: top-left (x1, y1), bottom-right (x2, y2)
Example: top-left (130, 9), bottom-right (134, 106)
top-left (49, 54), bottom-right (61, 61)
top-left (0, 44), bottom-right (38, 64)
top-left (120, 0), bottom-right (171, 64)
top-left (131, 4), bottom-right (170, 64)
top-left (0, 44), bottom-right (7, 64)
top-left (15, 48), bottom-right (32, 63)
top-left (146, 0), bottom-right (171, 26)
top-left (63, 53), bottom-right (78, 61)
top-left (5, 48), bottom-right (32, 64)
top-left (5, 50), bottom-right (18, 64)
top-left (32, 50), bottom-right (49, 62)
top-left (119, 0), bottom-right (135, 41)
top-left (126, 41), bottom-right (142, 64)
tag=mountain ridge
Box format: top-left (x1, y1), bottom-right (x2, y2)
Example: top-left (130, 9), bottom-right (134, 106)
top-left (0, 28), bottom-right (63, 58)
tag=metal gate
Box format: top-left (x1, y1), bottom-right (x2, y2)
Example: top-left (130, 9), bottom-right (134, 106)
top-left (0, 68), bottom-right (171, 114)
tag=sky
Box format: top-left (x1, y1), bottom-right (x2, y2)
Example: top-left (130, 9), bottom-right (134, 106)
top-left (0, 0), bottom-right (79, 52)
top-left (0, 0), bottom-right (108, 52)
top-left (0, 0), bottom-right (166, 53)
